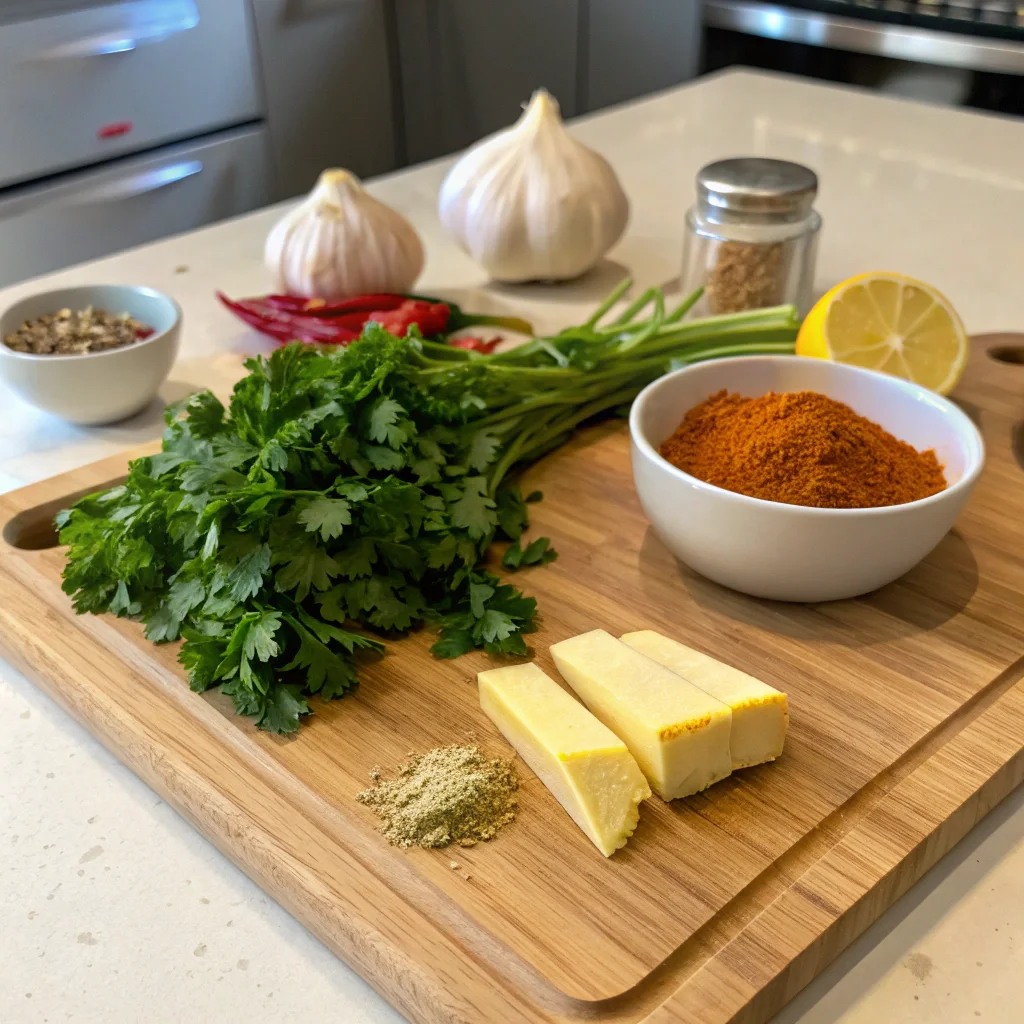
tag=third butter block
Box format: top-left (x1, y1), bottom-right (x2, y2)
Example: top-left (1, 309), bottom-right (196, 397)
top-left (620, 630), bottom-right (788, 769)
top-left (550, 630), bottom-right (732, 800)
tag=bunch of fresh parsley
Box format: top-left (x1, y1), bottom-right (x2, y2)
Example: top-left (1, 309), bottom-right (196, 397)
top-left (58, 284), bottom-right (798, 732)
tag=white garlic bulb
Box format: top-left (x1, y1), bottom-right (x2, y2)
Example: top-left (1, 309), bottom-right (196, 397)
top-left (438, 90), bottom-right (629, 283)
top-left (265, 169), bottom-right (425, 298)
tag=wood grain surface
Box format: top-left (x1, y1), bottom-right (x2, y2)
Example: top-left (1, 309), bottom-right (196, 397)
top-left (2, 334), bottom-right (1024, 1023)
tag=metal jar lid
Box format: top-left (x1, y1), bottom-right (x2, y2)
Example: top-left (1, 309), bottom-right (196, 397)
top-left (696, 158), bottom-right (818, 223)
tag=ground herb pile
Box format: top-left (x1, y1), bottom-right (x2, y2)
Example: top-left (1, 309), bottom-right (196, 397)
top-left (57, 285), bottom-right (799, 732)
top-left (357, 745), bottom-right (519, 848)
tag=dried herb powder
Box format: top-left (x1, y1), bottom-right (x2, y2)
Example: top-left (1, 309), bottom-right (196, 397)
top-left (357, 745), bottom-right (519, 849)
top-left (706, 240), bottom-right (788, 315)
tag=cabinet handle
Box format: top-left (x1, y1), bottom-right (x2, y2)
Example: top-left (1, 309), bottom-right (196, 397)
top-left (62, 160), bottom-right (204, 207)
top-left (23, 2), bottom-right (199, 62)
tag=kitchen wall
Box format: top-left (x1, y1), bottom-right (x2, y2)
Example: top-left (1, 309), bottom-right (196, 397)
top-left (583, 0), bottom-right (702, 112)
top-left (250, 0), bottom-right (398, 199)
top-left (394, 0), bottom-right (702, 163)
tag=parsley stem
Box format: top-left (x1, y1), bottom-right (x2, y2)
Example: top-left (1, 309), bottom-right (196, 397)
top-left (664, 286), bottom-right (704, 324)
top-left (611, 286), bottom-right (658, 326)
top-left (581, 275), bottom-right (633, 328)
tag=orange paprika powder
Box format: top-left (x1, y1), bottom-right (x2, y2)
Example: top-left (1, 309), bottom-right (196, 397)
top-left (659, 389), bottom-right (946, 509)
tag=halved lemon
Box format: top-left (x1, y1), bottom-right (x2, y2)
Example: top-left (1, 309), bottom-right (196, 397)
top-left (796, 272), bottom-right (968, 395)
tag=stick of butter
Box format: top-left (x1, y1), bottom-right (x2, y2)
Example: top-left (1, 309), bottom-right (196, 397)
top-left (479, 663), bottom-right (651, 857)
top-left (621, 630), bottom-right (788, 769)
top-left (549, 630), bottom-right (733, 801)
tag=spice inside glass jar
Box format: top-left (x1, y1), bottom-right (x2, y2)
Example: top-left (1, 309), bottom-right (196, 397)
top-left (681, 158), bottom-right (821, 317)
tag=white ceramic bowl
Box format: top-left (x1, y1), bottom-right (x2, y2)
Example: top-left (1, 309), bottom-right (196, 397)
top-left (0, 284), bottom-right (181, 425)
top-left (629, 356), bottom-right (984, 602)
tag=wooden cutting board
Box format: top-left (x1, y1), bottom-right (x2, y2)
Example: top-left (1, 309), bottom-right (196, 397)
top-left (2, 334), bottom-right (1024, 1024)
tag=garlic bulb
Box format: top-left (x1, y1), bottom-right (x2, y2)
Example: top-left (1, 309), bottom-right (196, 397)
top-left (438, 90), bottom-right (629, 283)
top-left (265, 169), bottom-right (425, 298)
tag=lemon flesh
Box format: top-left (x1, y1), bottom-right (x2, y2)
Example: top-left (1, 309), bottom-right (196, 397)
top-left (796, 272), bottom-right (968, 394)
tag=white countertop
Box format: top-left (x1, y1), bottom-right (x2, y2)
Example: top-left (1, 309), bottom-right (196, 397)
top-left (2, 69), bottom-right (1023, 1023)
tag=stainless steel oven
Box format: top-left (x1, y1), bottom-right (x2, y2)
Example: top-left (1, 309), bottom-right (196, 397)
top-left (703, 0), bottom-right (1024, 115)
top-left (0, 0), bottom-right (270, 286)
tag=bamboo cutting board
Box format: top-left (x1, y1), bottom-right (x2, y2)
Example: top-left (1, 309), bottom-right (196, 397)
top-left (2, 334), bottom-right (1024, 1024)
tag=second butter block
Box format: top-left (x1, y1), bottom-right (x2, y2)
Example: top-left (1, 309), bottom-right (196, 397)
top-left (550, 629), bottom-right (733, 800)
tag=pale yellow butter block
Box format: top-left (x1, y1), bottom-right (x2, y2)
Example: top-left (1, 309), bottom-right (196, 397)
top-left (478, 663), bottom-right (651, 857)
top-left (621, 630), bottom-right (788, 769)
top-left (549, 630), bottom-right (733, 801)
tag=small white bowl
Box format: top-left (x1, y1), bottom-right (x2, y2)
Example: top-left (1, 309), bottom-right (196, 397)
top-left (629, 356), bottom-right (984, 602)
top-left (0, 284), bottom-right (181, 425)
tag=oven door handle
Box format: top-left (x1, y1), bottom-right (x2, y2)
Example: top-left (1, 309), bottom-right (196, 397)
top-left (0, 159), bottom-right (204, 222)
top-left (59, 160), bottom-right (204, 207)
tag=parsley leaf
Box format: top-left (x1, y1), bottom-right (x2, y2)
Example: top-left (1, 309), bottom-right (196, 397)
top-left (480, 608), bottom-right (516, 643)
top-left (467, 431), bottom-right (500, 472)
top-left (430, 627), bottom-right (475, 659)
top-left (244, 611), bottom-right (283, 662)
top-left (227, 545), bottom-right (272, 602)
top-left (367, 397), bottom-right (411, 448)
top-left (451, 476), bottom-right (497, 539)
top-left (363, 444), bottom-right (404, 471)
top-left (495, 486), bottom-right (529, 540)
top-left (283, 617), bottom-right (358, 699)
top-left (298, 497), bottom-right (352, 542)
top-left (502, 536), bottom-right (558, 570)
top-left (469, 582), bottom-right (494, 617)
top-left (258, 684), bottom-right (310, 734)
top-left (273, 537), bottom-right (340, 601)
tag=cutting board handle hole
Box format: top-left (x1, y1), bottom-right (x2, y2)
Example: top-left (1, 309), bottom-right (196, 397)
top-left (988, 346), bottom-right (1024, 365)
top-left (3, 478), bottom-right (126, 551)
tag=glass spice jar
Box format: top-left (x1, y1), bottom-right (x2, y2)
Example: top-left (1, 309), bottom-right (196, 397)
top-left (681, 158), bottom-right (821, 318)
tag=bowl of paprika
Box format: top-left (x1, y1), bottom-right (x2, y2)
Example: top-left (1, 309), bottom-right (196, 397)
top-left (629, 355), bottom-right (984, 602)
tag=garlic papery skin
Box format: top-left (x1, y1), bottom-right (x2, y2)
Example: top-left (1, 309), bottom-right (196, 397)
top-left (438, 90), bottom-right (629, 283)
top-left (265, 169), bottom-right (425, 299)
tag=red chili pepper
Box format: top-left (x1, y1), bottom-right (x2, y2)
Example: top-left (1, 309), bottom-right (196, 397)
top-left (368, 299), bottom-right (450, 338)
top-left (217, 292), bottom-right (359, 344)
top-left (449, 335), bottom-right (501, 354)
top-left (276, 307), bottom-right (375, 331)
top-left (265, 294), bottom-right (406, 317)
top-left (224, 297), bottom-right (345, 341)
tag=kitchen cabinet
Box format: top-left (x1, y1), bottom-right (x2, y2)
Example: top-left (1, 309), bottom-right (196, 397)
top-left (249, 0), bottom-right (398, 200)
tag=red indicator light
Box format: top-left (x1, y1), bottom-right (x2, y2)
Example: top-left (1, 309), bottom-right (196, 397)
top-left (98, 121), bottom-right (133, 139)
